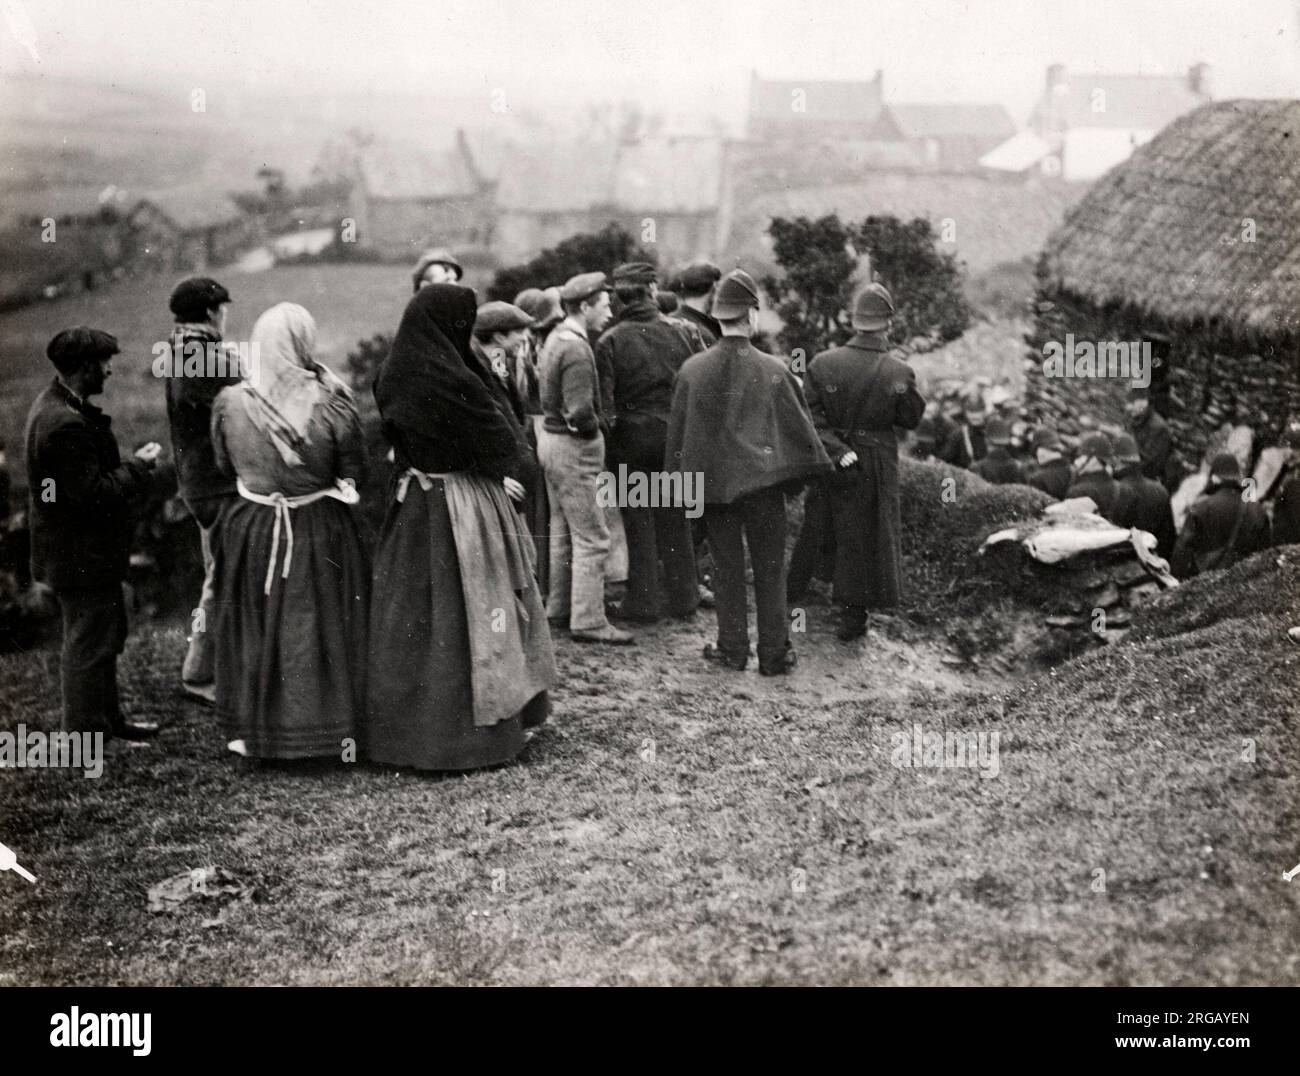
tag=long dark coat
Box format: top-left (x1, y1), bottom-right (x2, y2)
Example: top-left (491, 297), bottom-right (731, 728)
top-left (803, 331), bottom-right (925, 609)
top-left (1111, 470), bottom-right (1176, 558)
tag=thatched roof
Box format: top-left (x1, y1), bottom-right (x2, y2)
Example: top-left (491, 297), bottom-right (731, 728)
top-left (1040, 99), bottom-right (1300, 337)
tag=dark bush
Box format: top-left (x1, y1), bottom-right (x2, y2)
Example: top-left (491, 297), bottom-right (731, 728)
top-left (487, 223), bottom-right (655, 301)
top-left (762, 213), bottom-right (973, 358)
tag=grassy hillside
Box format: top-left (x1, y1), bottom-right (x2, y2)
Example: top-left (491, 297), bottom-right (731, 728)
top-left (1, 549), bottom-right (1296, 985)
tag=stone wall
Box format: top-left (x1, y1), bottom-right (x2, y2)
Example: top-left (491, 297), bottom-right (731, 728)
top-left (1025, 285), bottom-right (1300, 467)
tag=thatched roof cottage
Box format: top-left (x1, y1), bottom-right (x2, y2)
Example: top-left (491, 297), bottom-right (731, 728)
top-left (1026, 98), bottom-right (1300, 467)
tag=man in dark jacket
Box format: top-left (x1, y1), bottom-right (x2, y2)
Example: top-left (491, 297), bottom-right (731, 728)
top-left (594, 262), bottom-right (699, 622)
top-left (804, 283), bottom-right (925, 640)
top-left (1110, 434), bottom-right (1176, 558)
top-left (161, 277), bottom-right (237, 703)
top-left (972, 417), bottom-right (1023, 485)
top-left (673, 260), bottom-right (722, 347)
top-left (1025, 425), bottom-right (1072, 499)
top-left (1066, 432), bottom-right (1120, 519)
top-left (1271, 423), bottom-right (1300, 547)
top-left (1171, 452), bottom-right (1271, 577)
top-left (666, 269), bottom-right (832, 674)
top-left (26, 328), bottom-right (163, 738)
top-left (1126, 385), bottom-right (1177, 490)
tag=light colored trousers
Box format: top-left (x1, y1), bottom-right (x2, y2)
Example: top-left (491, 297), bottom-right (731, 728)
top-left (537, 428), bottom-right (612, 631)
top-left (181, 521), bottom-right (217, 684)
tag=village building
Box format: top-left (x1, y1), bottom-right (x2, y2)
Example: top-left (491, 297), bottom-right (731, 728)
top-left (983, 62), bottom-right (1212, 181)
top-left (1026, 99), bottom-right (1300, 468)
top-left (880, 103), bottom-right (1016, 170)
top-left (746, 71), bottom-right (1016, 172)
top-left (347, 132), bottom-right (493, 259)
top-left (492, 137), bottom-right (729, 267)
top-left (125, 188), bottom-right (259, 273)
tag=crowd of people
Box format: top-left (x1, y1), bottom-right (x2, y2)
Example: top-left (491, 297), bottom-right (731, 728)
top-left (21, 247), bottom-right (1300, 770)
top-left (903, 372), bottom-right (1296, 576)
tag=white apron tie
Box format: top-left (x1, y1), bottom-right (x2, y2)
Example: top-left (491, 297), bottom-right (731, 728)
top-left (236, 478), bottom-right (360, 595)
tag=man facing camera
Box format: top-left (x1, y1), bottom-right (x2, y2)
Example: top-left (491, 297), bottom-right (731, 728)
top-left (25, 328), bottom-right (164, 739)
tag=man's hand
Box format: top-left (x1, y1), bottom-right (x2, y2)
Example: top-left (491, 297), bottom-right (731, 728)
top-left (838, 450), bottom-right (859, 469)
top-left (503, 477), bottom-right (526, 503)
top-left (134, 442), bottom-right (163, 467)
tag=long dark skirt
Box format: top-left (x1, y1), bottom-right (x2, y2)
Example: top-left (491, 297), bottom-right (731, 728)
top-left (213, 497), bottom-right (370, 759)
top-left (366, 476), bottom-right (546, 771)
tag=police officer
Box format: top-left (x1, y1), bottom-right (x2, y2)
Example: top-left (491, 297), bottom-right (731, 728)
top-left (1066, 431), bottom-right (1120, 519)
top-left (1111, 433), bottom-right (1176, 558)
top-left (804, 283), bottom-right (925, 641)
top-left (972, 417), bottom-right (1023, 484)
top-left (1171, 452), bottom-right (1271, 577)
top-left (1025, 425), bottom-right (1072, 499)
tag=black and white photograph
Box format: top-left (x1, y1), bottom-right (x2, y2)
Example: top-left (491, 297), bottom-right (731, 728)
top-left (0, 0), bottom-right (1297, 1047)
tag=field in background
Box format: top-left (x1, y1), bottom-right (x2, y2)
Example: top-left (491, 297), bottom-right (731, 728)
top-left (0, 263), bottom-right (452, 493)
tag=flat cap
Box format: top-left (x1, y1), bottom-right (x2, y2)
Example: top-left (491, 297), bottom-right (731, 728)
top-left (559, 272), bottom-right (608, 304)
top-left (611, 261), bottom-right (657, 285)
top-left (677, 260), bottom-right (722, 296)
top-left (475, 301), bottom-right (534, 335)
top-left (169, 277), bottom-right (231, 318)
top-left (1078, 431), bottom-right (1114, 463)
top-left (514, 287), bottom-right (563, 329)
top-left (711, 268), bottom-right (760, 320)
top-left (850, 282), bottom-right (895, 328)
top-left (411, 247), bottom-right (464, 290)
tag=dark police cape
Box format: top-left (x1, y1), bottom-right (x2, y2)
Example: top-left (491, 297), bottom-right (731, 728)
top-left (665, 336), bottom-right (832, 505)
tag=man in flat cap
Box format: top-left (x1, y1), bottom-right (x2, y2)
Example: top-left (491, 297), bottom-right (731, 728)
top-left (1125, 384), bottom-right (1177, 491)
top-left (593, 262), bottom-right (700, 623)
top-left (27, 327), bottom-right (166, 739)
top-left (160, 275), bottom-right (237, 704)
top-left (513, 287), bottom-right (565, 590)
top-left (1171, 452), bottom-right (1270, 576)
top-left (536, 272), bottom-right (632, 645)
top-left (471, 301), bottom-right (540, 524)
top-left (674, 260), bottom-right (722, 347)
top-left (804, 282), bottom-right (925, 641)
top-left (411, 248), bottom-right (464, 292)
top-left (1110, 433), bottom-right (1176, 558)
top-left (1066, 431), bottom-right (1121, 519)
top-left (666, 269), bottom-right (832, 675)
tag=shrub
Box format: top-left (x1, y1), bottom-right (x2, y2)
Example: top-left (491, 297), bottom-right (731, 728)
top-left (487, 223), bottom-right (655, 301)
top-left (762, 213), bottom-right (973, 358)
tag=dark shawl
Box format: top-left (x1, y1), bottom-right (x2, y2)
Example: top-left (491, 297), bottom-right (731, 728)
top-left (374, 284), bottom-right (518, 478)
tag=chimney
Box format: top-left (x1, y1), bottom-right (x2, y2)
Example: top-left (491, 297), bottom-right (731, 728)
top-left (1188, 62), bottom-right (1212, 98)
top-left (1046, 63), bottom-right (1067, 95)
top-left (874, 68), bottom-right (884, 99)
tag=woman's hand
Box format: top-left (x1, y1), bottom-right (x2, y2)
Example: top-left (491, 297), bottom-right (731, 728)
top-left (503, 477), bottom-right (526, 503)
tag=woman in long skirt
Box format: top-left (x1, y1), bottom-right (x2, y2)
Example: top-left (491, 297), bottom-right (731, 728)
top-left (367, 284), bottom-right (555, 771)
top-left (210, 302), bottom-right (369, 759)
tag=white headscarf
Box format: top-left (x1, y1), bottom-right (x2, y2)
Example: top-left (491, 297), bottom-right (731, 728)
top-left (245, 302), bottom-right (349, 465)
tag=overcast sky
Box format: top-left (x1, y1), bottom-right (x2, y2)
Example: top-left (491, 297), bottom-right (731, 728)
top-left (2, 0), bottom-right (1297, 128)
